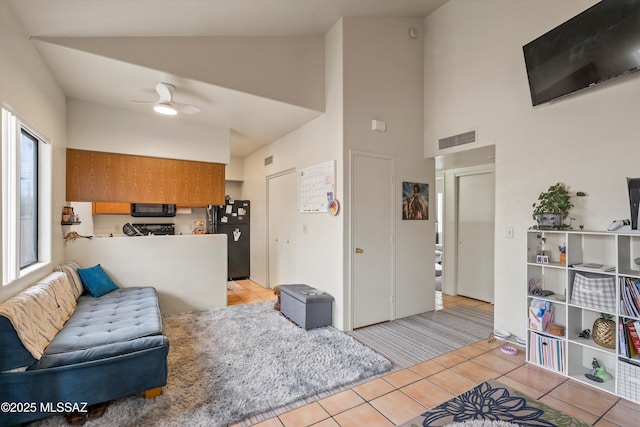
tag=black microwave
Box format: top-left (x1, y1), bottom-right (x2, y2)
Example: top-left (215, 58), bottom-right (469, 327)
top-left (130, 203), bottom-right (176, 217)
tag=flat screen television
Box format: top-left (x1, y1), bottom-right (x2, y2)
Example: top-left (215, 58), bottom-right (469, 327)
top-left (523, 0), bottom-right (640, 106)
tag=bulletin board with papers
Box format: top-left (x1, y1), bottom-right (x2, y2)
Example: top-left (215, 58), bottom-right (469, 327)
top-left (298, 160), bottom-right (336, 213)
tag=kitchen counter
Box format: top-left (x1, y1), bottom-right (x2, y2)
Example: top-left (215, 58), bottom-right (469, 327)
top-left (64, 234), bottom-right (227, 314)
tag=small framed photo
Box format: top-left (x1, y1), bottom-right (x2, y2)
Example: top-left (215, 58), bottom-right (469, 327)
top-left (542, 255), bottom-right (549, 264)
top-left (536, 255), bottom-right (544, 263)
top-left (402, 182), bottom-right (429, 220)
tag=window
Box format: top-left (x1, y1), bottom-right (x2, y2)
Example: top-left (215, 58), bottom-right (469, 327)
top-left (20, 130), bottom-right (38, 268)
top-left (2, 108), bottom-right (50, 284)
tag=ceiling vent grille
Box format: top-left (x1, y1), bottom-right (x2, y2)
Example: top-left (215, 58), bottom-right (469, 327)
top-left (264, 155), bottom-right (273, 166)
top-left (438, 129), bottom-right (476, 150)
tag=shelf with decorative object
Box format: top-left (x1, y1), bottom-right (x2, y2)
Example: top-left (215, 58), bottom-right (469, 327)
top-left (567, 341), bottom-right (616, 395)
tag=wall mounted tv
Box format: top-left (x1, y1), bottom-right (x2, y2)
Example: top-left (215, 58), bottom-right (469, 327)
top-left (523, 0), bottom-right (640, 106)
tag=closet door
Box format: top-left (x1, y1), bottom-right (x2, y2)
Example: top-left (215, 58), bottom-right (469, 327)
top-left (268, 170), bottom-right (297, 287)
top-left (457, 171), bottom-right (494, 303)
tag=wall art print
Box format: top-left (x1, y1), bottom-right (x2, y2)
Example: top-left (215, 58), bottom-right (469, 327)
top-left (402, 181), bottom-right (428, 220)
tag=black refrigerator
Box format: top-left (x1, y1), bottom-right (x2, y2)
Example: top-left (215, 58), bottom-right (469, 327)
top-left (209, 200), bottom-right (250, 280)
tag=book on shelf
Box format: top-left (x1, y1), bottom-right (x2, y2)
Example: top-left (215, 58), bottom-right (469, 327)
top-left (627, 321), bottom-right (640, 356)
top-left (622, 286), bottom-right (637, 317)
top-left (620, 321), bottom-right (629, 358)
top-left (620, 277), bottom-right (640, 318)
top-left (632, 281), bottom-right (640, 311)
top-left (627, 321), bottom-right (638, 358)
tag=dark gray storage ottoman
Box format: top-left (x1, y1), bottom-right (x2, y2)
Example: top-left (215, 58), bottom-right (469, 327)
top-left (280, 284), bottom-right (334, 329)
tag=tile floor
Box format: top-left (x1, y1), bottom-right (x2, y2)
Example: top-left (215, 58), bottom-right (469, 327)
top-left (227, 281), bottom-right (640, 427)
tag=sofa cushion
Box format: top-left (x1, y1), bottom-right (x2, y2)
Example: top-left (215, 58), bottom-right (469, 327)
top-left (32, 335), bottom-right (168, 369)
top-left (77, 264), bottom-right (119, 298)
top-left (0, 272), bottom-right (77, 360)
top-left (44, 287), bottom-right (163, 355)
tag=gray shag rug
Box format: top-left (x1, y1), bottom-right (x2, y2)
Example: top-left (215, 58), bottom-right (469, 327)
top-left (32, 301), bottom-right (391, 427)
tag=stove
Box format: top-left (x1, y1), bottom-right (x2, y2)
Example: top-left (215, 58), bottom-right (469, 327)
top-left (131, 223), bottom-right (175, 235)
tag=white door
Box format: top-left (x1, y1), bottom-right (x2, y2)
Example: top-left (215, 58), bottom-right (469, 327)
top-left (457, 171), bottom-right (495, 302)
top-left (352, 152), bottom-right (394, 329)
top-left (268, 170), bottom-right (297, 287)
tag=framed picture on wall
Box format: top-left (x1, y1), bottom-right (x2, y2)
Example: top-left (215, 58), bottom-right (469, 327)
top-left (402, 182), bottom-right (429, 220)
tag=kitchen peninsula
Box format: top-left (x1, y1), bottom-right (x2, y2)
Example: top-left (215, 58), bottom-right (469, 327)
top-left (63, 234), bottom-right (227, 313)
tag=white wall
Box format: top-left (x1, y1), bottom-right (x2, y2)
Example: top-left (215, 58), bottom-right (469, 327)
top-left (67, 98), bottom-right (230, 164)
top-left (424, 0), bottom-right (640, 337)
top-left (342, 17), bottom-right (434, 321)
top-left (243, 17), bottom-right (434, 331)
top-left (242, 20), bottom-right (345, 327)
top-left (226, 157), bottom-right (244, 181)
top-left (225, 181), bottom-right (243, 201)
top-left (63, 234), bottom-right (227, 314)
top-left (0, 1), bottom-right (67, 301)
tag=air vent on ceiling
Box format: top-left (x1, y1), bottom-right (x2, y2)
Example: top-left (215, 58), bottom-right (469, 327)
top-left (438, 129), bottom-right (476, 150)
top-left (264, 155), bottom-right (273, 166)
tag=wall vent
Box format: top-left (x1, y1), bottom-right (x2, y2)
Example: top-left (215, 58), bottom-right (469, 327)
top-left (438, 129), bottom-right (476, 150)
top-left (264, 155), bottom-right (273, 166)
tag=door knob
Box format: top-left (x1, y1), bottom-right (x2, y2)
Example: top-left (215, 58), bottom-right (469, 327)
top-left (355, 248), bottom-right (363, 254)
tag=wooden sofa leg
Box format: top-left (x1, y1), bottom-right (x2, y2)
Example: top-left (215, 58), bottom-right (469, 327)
top-left (145, 387), bottom-right (163, 399)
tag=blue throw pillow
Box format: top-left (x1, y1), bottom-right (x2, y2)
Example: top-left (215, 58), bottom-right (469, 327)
top-left (77, 264), bottom-right (119, 297)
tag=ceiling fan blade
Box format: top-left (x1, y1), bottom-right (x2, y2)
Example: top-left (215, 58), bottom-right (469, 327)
top-left (130, 99), bottom-right (156, 104)
top-left (173, 103), bottom-right (201, 114)
top-left (155, 82), bottom-right (175, 103)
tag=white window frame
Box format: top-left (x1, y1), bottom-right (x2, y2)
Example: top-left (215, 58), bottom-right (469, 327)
top-left (2, 107), bottom-right (52, 285)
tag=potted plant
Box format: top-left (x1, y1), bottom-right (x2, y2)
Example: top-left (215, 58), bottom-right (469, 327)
top-left (532, 182), bottom-right (584, 229)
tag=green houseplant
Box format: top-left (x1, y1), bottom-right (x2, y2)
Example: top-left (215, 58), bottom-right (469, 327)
top-left (532, 182), bottom-right (584, 229)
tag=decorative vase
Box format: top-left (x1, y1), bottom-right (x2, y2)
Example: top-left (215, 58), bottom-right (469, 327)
top-left (592, 317), bottom-right (616, 349)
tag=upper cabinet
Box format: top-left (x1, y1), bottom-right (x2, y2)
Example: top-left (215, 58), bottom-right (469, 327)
top-left (66, 149), bottom-right (225, 206)
top-left (92, 202), bottom-right (130, 215)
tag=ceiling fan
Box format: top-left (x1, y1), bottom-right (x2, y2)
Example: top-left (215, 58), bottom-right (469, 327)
top-left (131, 82), bottom-right (201, 115)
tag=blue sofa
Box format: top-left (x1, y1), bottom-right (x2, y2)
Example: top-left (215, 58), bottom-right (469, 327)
top-left (0, 264), bottom-right (169, 426)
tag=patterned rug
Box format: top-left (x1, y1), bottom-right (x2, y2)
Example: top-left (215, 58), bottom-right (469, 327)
top-left (349, 304), bottom-right (493, 368)
top-left (401, 380), bottom-right (590, 427)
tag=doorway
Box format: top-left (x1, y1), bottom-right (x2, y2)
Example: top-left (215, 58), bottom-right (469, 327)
top-left (350, 150), bottom-right (395, 329)
top-left (267, 169), bottom-right (297, 288)
top-left (435, 178), bottom-right (444, 292)
top-left (435, 145), bottom-right (495, 301)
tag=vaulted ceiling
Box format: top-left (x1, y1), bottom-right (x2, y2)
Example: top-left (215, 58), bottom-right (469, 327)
top-left (7, 0), bottom-right (447, 157)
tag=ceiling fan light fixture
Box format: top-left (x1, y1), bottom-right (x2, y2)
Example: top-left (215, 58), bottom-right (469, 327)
top-left (153, 103), bottom-right (177, 116)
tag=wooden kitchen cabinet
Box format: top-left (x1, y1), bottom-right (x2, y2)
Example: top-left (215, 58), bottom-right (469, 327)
top-left (66, 149), bottom-right (225, 206)
top-left (92, 202), bottom-right (131, 215)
